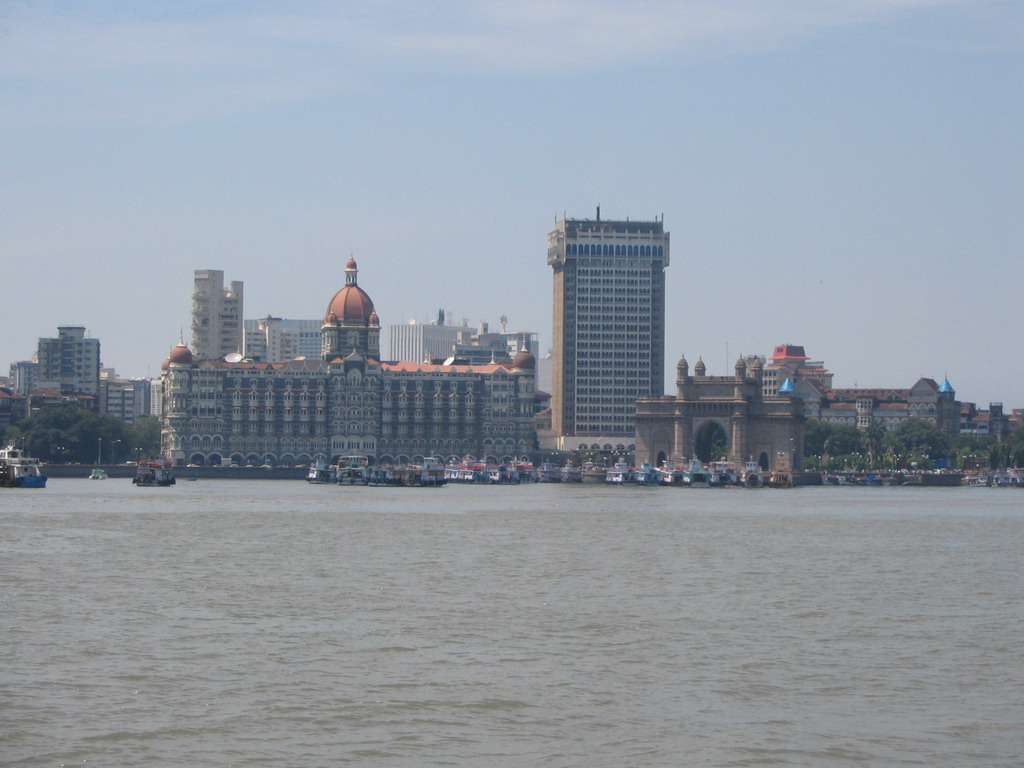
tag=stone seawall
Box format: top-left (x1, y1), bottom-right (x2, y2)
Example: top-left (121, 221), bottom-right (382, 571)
top-left (42, 465), bottom-right (308, 481)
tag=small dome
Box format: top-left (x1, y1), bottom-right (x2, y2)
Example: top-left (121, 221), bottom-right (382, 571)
top-left (511, 350), bottom-right (536, 370)
top-left (162, 342), bottom-right (194, 371)
top-left (694, 358), bottom-right (706, 376)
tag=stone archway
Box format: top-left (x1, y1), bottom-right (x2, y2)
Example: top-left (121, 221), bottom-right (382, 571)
top-left (694, 420), bottom-right (728, 462)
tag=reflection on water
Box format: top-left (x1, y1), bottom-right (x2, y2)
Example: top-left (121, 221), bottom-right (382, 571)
top-left (2, 481), bottom-right (1023, 767)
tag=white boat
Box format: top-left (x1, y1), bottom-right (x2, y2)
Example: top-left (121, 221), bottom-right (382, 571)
top-left (635, 462), bottom-right (662, 486)
top-left (133, 459), bottom-right (176, 487)
top-left (306, 459), bottom-right (336, 484)
top-left (0, 445), bottom-right (47, 488)
top-left (605, 461), bottom-right (636, 484)
top-left (89, 468), bottom-right (108, 480)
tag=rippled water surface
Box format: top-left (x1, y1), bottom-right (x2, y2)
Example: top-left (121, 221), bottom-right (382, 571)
top-left (2, 480), bottom-right (1022, 767)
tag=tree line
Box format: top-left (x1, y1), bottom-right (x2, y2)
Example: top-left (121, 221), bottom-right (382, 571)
top-left (2, 406), bottom-right (161, 464)
top-left (804, 417), bottom-right (1024, 471)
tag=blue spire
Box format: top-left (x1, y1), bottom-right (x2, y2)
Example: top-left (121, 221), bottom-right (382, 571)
top-left (779, 378), bottom-right (794, 394)
top-left (938, 377), bottom-right (954, 393)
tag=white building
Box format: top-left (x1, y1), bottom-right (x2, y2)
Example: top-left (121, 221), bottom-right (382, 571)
top-left (244, 316), bottom-right (322, 362)
top-left (36, 326), bottom-right (101, 397)
top-left (389, 312), bottom-right (470, 363)
top-left (192, 270), bottom-right (243, 361)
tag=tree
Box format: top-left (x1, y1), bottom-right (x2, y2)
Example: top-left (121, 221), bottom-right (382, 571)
top-left (127, 416), bottom-right (162, 461)
top-left (8, 406), bottom-right (130, 464)
top-left (883, 418), bottom-right (951, 467)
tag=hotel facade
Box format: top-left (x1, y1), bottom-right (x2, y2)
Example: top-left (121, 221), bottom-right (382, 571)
top-left (161, 259), bottom-right (537, 467)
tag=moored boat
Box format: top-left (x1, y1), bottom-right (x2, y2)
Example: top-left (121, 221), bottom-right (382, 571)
top-left (0, 445), bottom-right (47, 488)
top-left (89, 468), bottom-right (109, 480)
top-left (604, 460), bottom-right (635, 484)
top-left (681, 458), bottom-right (711, 488)
top-left (336, 455), bottom-right (369, 485)
top-left (133, 459), bottom-right (176, 487)
top-left (306, 459), bottom-right (336, 484)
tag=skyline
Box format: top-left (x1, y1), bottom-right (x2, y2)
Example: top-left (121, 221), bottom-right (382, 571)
top-left (2, 1), bottom-right (1021, 406)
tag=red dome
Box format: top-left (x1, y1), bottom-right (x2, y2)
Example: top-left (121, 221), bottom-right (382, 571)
top-left (323, 257), bottom-right (376, 325)
top-left (324, 284), bottom-right (375, 324)
top-left (162, 342), bottom-right (194, 371)
top-left (511, 350), bottom-right (536, 370)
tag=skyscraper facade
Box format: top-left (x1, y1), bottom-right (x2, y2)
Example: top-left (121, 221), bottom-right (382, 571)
top-left (547, 211), bottom-right (669, 449)
top-left (192, 270), bottom-right (243, 361)
top-left (36, 326), bottom-right (101, 397)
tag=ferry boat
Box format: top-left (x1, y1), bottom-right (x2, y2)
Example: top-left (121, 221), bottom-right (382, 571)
top-left (604, 460), bottom-right (636, 484)
top-left (336, 455), bottom-right (369, 485)
top-left (0, 445), bottom-right (47, 488)
top-left (740, 461), bottom-right (765, 488)
top-left (445, 458), bottom-right (488, 483)
top-left (561, 465), bottom-right (584, 483)
top-left (405, 457), bottom-right (447, 487)
top-left (133, 459), bottom-right (176, 487)
top-left (538, 462), bottom-right (563, 483)
top-left (635, 462), bottom-right (662, 486)
top-left (681, 458), bottom-right (711, 488)
top-left (306, 459), bottom-right (336, 484)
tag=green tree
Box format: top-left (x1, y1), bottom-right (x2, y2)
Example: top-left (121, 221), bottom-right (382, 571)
top-left (883, 418), bottom-right (951, 467)
top-left (803, 419), bottom-right (832, 457)
top-left (11, 406), bottom-right (129, 464)
top-left (127, 416), bottom-right (162, 461)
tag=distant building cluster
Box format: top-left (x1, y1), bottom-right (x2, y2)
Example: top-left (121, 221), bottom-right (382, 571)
top-left (2, 211), bottom-right (1020, 462)
top-left (2, 326), bottom-right (153, 430)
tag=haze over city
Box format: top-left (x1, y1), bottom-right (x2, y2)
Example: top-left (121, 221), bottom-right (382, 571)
top-left (2, 1), bottom-right (1020, 406)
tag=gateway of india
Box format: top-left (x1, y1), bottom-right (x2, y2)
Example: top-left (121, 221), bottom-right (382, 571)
top-left (160, 259), bottom-right (537, 468)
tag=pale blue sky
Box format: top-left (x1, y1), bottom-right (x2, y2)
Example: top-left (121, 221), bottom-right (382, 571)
top-left (2, 1), bottom-right (1021, 407)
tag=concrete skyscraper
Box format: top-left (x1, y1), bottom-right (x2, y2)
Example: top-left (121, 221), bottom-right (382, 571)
top-left (36, 326), bottom-right (101, 397)
top-left (547, 210), bottom-right (669, 451)
top-left (191, 270), bottom-right (243, 361)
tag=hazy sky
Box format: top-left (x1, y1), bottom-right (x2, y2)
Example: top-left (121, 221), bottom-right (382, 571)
top-left (2, 1), bottom-right (1021, 407)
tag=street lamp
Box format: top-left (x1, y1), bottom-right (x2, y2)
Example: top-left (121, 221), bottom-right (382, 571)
top-left (96, 437), bottom-right (102, 465)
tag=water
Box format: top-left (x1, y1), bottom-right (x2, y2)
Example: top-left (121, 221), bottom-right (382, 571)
top-left (2, 481), bottom-right (1022, 767)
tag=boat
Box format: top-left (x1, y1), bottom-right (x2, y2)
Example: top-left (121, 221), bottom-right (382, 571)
top-left (404, 457), bottom-right (448, 487)
top-left (657, 459), bottom-right (688, 486)
top-left (767, 468), bottom-right (794, 488)
top-left (486, 464), bottom-right (521, 484)
top-left (561, 465), bottom-right (584, 483)
top-left (604, 460), bottom-right (636, 484)
top-left (681, 458), bottom-right (711, 488)
top-left (89, 468), bottom-right (109, 480)
top-left (306, 458), bottom-right (336, 484)
top-left (707, 460), bottom-right (739, 487)
top-left (445, 457), bottom-right (489, 483)
top-left (740, 461), bottom-right (765, 488)
top-left (336, 455), bottom-right (369, 485)
top-left (133, 459), bottom-right (176, 487)
top-left (635, 462), bottom-right (662, 486)
top-left (538, 462), bottom-right (563, 483)
top-left (0, 445), bottom-right (47, 488)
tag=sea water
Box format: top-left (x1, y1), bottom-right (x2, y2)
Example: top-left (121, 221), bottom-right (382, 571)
top-left (2, 480), bottom-right (1022, 767)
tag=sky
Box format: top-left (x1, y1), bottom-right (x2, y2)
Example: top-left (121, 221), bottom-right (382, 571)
top-left (2, 0), bottom-right (1021, 407)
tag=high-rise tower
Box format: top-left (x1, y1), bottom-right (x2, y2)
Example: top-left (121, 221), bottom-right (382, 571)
top-left (547, 210), bottom-right (669, 449)
top-left (191, 270), bottom-right (243, 361)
